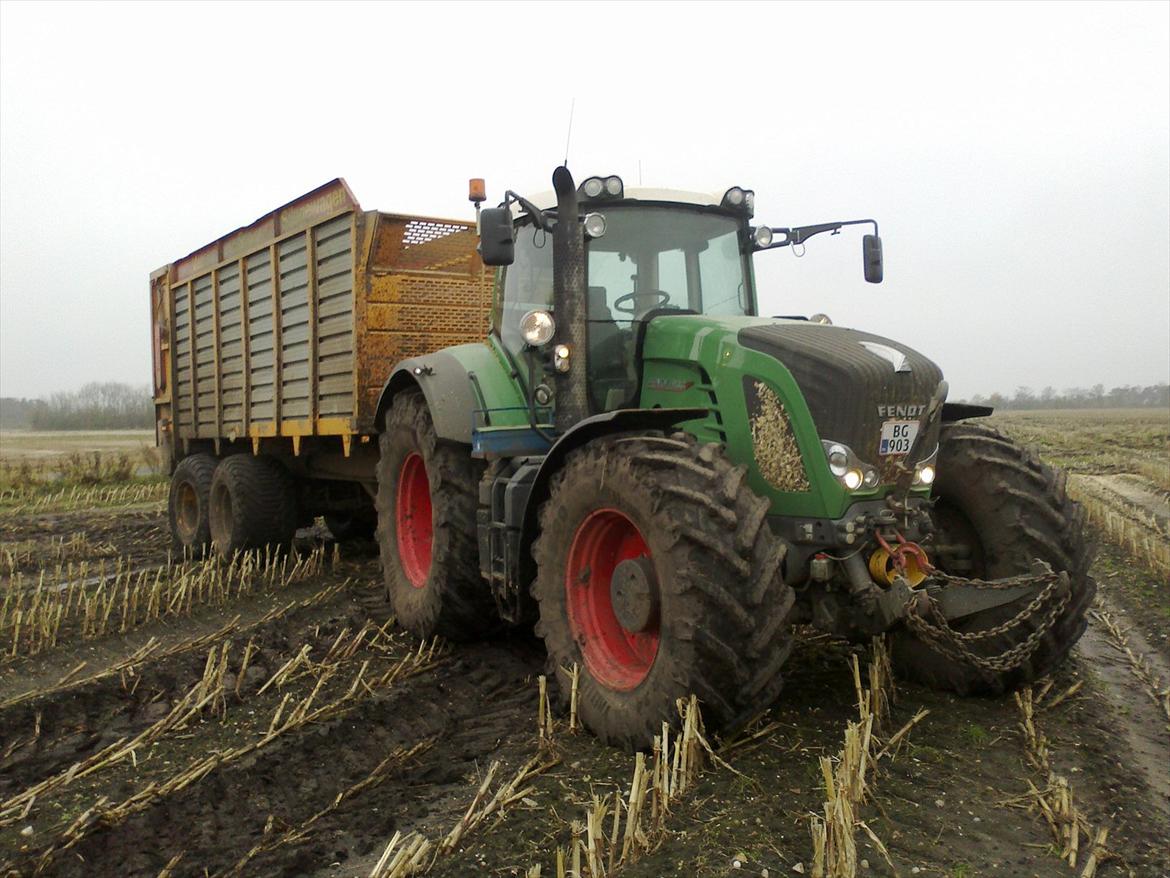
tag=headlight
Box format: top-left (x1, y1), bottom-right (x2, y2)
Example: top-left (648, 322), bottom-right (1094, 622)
top-left (725, 187), bottom-right (745, 206)
top-left (822, 440), bottom-right (878, 492)
top-left (911, 444), bottom-right (939, 486)
top-left (754, 226), bottom-right (774, 248)
top-left (581, 177), bottom-right (604, 198)
top-left (553, 344), bottom-right (571, 372)
top-left (583, 213), bottom-right (607, 239)
top-left (519, 309), bottom-right (555, 346)
top-left (604, 175), bottom-right (623, 196)
top-left (827, 444), bottom-right (849, 476)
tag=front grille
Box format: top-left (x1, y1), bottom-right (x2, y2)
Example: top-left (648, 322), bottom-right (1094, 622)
top-left (739, 323), bottom-right (944, 478)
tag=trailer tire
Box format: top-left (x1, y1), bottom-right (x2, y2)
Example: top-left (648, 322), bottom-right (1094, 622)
top-left (208, 455), bottom-right (297, 558)
top-left (376, 391), bottom-right (497, 640)
top-left (891, 422), bottom-right (1096, 694)
top-left (169, 453), bottom-right (218, 556)
top-left (533, 432), bottom-right (797, 749)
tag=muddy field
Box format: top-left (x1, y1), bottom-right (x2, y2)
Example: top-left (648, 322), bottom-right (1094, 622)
top-left (0, 413), bottom-right (1167, 878)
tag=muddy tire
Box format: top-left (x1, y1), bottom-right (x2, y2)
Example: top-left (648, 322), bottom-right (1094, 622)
top-left (208, 455), bottom-right (297, 557)
top-left (376, 391), bottom-right (497, 641)
top-left (169, 453), bottom-right (218, 556)
top-left (892, 422), bottom-right (1096, 694)
top-left (533, 432), bottom-right (797, 749)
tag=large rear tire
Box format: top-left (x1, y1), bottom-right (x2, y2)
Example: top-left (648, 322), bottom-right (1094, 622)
top-left (533, 432), bottom-right (796, 749)
top-left (169, 453), bottom-right (218, 557)
top-left (375, 391), bottom-right (498, 641)
top-left (208, 455), bottom-right (297, 558)
top-left (892, 422), bottom-right (1096, 694)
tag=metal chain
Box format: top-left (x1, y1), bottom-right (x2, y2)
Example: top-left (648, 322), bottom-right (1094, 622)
top-left (902, 569), bottom-right (1072, 674)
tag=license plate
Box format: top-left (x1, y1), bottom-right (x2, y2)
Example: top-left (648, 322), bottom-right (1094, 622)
top-left (879, 419), bottom-right (918, 455)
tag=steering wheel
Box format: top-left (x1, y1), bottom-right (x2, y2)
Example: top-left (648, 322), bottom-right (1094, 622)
top-left (612, 289), bottom-right (671, 314)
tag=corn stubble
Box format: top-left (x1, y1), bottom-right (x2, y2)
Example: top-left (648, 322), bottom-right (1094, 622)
top-left (1, 546), bottom-right (325, 660)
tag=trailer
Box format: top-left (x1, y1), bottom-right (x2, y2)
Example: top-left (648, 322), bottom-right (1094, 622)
top-left (150, 180), bottom-right (492, 551)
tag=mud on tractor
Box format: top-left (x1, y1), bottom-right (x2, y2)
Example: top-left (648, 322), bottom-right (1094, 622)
top-left (156, 168), bottom-right (1095, 748)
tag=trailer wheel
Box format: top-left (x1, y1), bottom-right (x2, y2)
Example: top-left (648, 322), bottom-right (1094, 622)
top-left (376, 391), bottom-right (497, 640)
top-left (892, 422), bottom-right (1096, 694)
top-left (208, 455), bottom-right (297, 558)
top-left (169, 453), bottom-right (218, 556)
top-left (533, 432), bottom-right (796, 749)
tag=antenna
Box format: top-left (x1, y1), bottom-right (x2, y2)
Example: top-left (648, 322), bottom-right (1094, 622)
top-left (563, 98), bottom-right (575, 167)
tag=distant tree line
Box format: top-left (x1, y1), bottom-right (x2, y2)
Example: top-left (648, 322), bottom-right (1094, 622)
top-left (962, 383), bottom-right (1169, 410)
top-left (0, 383), bottom-right (153, 430)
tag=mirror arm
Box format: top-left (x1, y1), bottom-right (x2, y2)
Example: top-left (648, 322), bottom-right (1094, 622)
top-left (505, 190), bottom-right (556, 233)
top-left (766, 218), bottom-right (879, 249)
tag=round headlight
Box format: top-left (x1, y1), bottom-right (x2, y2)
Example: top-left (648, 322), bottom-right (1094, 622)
top-left (827, 445), bottom-right (849, 476)
top-left (745, 191), bottom-right (755, 212)
top-left (582, 177), bottom-right (604, 198)
top-left (916, 464), bottom-right (936, 486)
top-left (553, 344), bottom-right (571, 372)
top-left (810, 313), bottom-right (833, 325)
top-left (604, 175), bottom-right (622, 196)
top-left (862, 469), bottom-right (879, 488)
top-left (726, 187), bottom-right (745, 206)
top-left (754, 226), bottom-right (774, 248)
top-left (843, 468), bottom-right (864, 491)
top-left (519, 309), bottom-right (556, 346)
top-left (583, 213), bottom-right (607, 239)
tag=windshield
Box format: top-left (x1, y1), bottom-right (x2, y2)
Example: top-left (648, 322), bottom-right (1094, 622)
top-left (586, 206), bottom-right (753, 322)
top-left (495, 205), bottom-right (754, 412)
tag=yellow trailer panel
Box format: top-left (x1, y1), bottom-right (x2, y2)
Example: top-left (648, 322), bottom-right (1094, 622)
top-left (150, 180), bottom-right (492, 462)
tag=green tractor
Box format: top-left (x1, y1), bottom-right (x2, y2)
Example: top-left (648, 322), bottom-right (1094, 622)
top-left (373, 166), bottom-right (1094, 747)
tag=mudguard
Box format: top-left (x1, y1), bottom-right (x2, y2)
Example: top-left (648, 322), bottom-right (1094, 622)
top-left (515, 407), bottom-right (708, 590)
top-left (374, 343), bottom-right (525, 443)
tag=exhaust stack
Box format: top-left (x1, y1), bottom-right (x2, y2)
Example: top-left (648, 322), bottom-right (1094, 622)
top-left (551, 166), bottom-right (589, 432)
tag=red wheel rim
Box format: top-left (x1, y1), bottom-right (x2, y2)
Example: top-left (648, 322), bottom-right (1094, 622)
top-left (565, 508), bottom-right (660, 691)
top-left (395, 452), bottom-right (433, 588)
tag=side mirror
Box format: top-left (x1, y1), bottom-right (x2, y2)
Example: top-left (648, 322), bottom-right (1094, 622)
top-left (863, 234), bottom-right (883, 284)
top-left (478, 207), bottom-right (514, 266)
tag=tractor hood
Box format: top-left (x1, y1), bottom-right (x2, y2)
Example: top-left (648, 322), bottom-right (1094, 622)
top-left (737, 322), bottom-right (945, 472)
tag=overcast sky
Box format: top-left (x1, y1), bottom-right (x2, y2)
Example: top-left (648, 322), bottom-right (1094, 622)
top-left (1, 1), bottom-right (1167, 401)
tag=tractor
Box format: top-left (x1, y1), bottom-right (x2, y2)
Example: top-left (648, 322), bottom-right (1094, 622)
top-left (372, 166), bottom-right (1094, 748)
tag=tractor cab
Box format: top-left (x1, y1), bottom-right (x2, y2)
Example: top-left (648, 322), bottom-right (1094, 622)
top-left (491, 180), bottom-right (759, 412)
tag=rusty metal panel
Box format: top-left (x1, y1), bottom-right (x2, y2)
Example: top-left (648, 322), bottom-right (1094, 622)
top-left (277, 232), bottom-right (310, 420)
top-left (153, 179), bottom-right (491, 447)
top-left (246, 249), bottom-right (276, 426)
top-left (193, 273), bottom-right (216, 434)
top-left (216, 262), bottom-right (244, 432)
top-left (172, 179), bottom-right (359, 284)
top-left (314, 213), bottom-right (354, 418)
top-left (354, 213), bottom-right (492, 431)
top-left (173, 281), bottom-right (193, 430)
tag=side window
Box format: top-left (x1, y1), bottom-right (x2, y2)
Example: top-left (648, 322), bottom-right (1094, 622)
top-left (658, 249), bottom-right (687, 306)
top-left (699, 230), bottom-right (747, 316)
top-left (500, 225), bottom-right (554, 356)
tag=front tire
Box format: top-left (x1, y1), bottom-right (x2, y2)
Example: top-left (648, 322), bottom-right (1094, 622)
top-left (533, 433), bottom-right (796, 749)
top-left (375, 391), bottom-right (497, 640)
top-left (892, 422), bottom-right (1096, 694)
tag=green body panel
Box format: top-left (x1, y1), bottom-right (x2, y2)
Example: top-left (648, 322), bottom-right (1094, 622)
top-left (434, 340), bottom-right (532, 430)
top-left (639, 314), bottom-right (855, 519)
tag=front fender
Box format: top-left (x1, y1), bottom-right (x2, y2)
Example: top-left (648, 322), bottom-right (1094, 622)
top-left (374, 343), bottom-right (526, 442)
top-left (516, 407), bottom-right (708, 591)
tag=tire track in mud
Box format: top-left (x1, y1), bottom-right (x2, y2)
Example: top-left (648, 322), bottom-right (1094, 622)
top-left (12, 639), bottom-right (543, 877)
